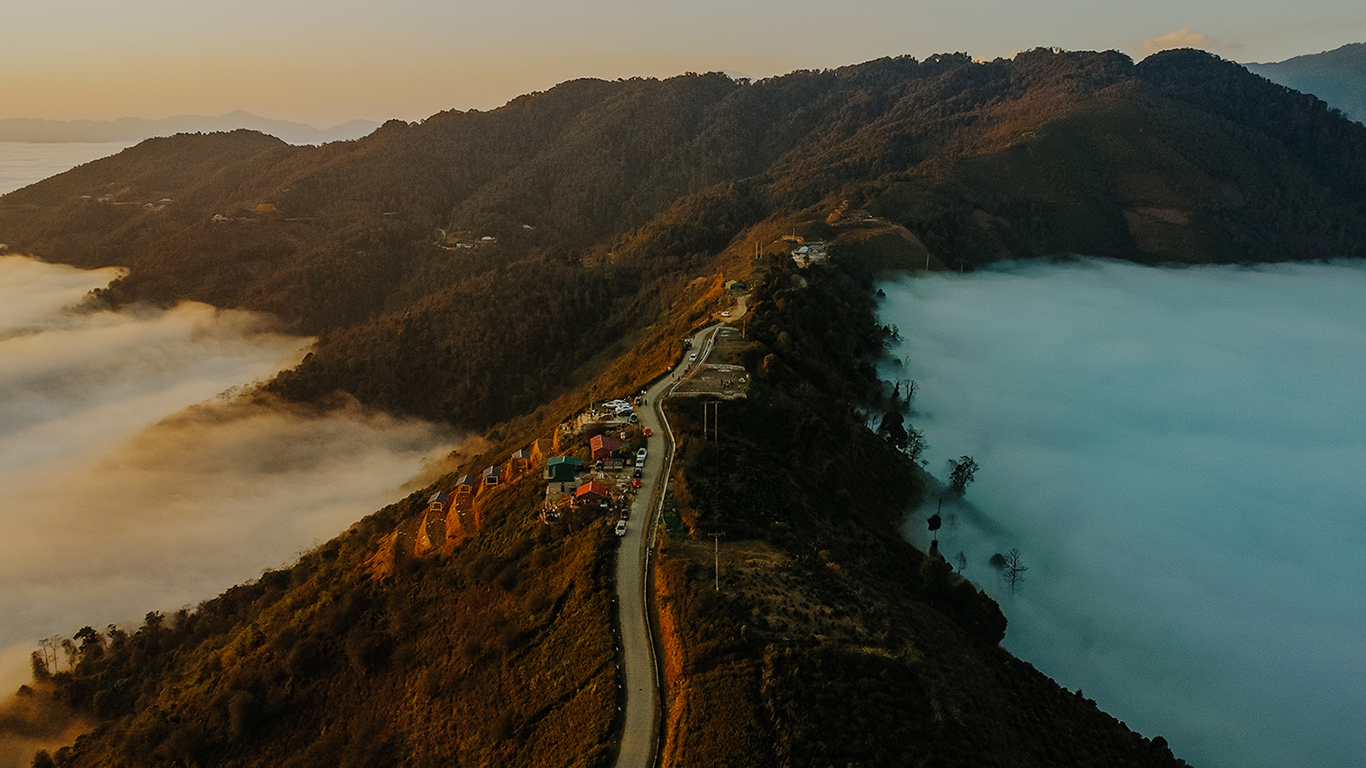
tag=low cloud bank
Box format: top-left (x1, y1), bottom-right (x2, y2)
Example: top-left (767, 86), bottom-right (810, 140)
top-left (0, 256), bottom-right (458, 700)
top-left (0, 142), bottom-right (138, 196)
top-left (881, 259), bottom-right (1366, 768)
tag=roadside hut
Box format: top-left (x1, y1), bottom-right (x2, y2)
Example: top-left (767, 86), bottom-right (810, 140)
top-left (574, 481), bottom-right (608, 507)
top-left (590, 434), bottom-right (622, 462)
top-left (546, 455), bottom-right (584, 483)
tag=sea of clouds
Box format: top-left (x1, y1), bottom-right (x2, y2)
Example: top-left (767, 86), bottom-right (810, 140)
top-left (0, 256), bottom-right (458, 698)
top-left (0, 142), bottom-right (138, 196)
top-left (880, 258), bottom-right (1366, 768)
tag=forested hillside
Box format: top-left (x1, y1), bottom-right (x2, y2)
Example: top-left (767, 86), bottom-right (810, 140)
top-left (3, 47), bottom-right (1363, 430)
top-left (1245, 42), bottom-right (1366, 124)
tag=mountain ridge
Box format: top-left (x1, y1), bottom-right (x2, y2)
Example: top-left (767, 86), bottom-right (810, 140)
top-left (1244, 42), bottom-right (1366, 123)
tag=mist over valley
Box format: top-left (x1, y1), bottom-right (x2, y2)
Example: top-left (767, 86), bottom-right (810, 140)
top-left (0, 256), bottom-right (459, 700)
top-left (882, 258), bottom-right (1366, 768)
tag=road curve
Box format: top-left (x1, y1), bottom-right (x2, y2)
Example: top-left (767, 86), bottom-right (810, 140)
top-left (613, 324), bottom-right (720, 768)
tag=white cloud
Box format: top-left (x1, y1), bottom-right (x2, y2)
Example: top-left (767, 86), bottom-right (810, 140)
top-left (1140, 27), bottom-right (1222, 56)
top-left (0, 256), bottom-right (459, 685)
top-left (881, 259), bottom-right (1366, 768)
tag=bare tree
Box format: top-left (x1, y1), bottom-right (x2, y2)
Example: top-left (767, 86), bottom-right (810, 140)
top-left (1001, 548), bottom-right (1027, 594)
top-left (38, 636), bottom-right (61, 675)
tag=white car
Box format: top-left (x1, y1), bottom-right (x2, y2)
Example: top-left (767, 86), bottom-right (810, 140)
top-left (615, 520), bottom-right (627, 536)
top-left (689, 353), bottom-right (698, 362)
top-left (721, 310), bottom-right (731, 317)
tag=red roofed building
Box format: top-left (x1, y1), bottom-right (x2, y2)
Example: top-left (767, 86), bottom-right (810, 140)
top-left (575, 481), bottom-right (608, 506)
top-left (590, 434), bottom-right (622, 462)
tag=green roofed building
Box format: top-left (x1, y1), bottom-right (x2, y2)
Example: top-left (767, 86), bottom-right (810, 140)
top-left (545, 456), bottom-right (584, 483)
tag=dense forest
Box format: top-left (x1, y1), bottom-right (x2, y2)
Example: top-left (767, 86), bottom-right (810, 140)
top-left (4, 46), bottom-right (1365, 766)
top-left (3, 47), bottom-right (1364, 431)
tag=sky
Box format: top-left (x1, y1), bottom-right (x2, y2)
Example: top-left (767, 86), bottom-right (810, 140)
top-left (880, 259), bottom-right (1366, 768)
top-left (0, 255), bottom-right (462, 716)
top-left (2, 0), bottom-right (1364, 128)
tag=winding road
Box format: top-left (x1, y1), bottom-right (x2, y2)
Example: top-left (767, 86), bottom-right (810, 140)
top-left (612, 322), bottom-right (721, 768)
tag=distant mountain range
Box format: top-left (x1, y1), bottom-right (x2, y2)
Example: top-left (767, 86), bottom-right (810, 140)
top-left (0, 110), bottom-right (381, 145)
top-left (1245, 42), bottom-right (1366, 123)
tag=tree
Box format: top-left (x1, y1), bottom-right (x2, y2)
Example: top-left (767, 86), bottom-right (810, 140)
top-left (927, 497), bottom-right (944, 543)
top-left (30, 651), bottom-right (50, 681)
top-left (948, 455), bottom-right (978, 495)
top-left (1001, 548), bottom-right (1027, 594)
top-left (955, 551), bottom-right (967, 574)
top-left (877, 410), bottom-right (908, 449)
top-left (906, 425), bottom-right (926, 465)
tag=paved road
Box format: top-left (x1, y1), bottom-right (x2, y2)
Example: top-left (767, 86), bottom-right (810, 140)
top-left (613, 323), bottom-right (720, 768)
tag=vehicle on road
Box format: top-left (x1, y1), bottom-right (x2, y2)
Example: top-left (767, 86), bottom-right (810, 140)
top-left (689, 353), bottom-right (697, 362)
top-left (633, 467), bottom-right (642, 478)
top-left (615, 520), bottom-right (627, 536)
top-left (643, 427), bottom-right (652, 437)
top-left (721, 310), bottom-right (731, 317)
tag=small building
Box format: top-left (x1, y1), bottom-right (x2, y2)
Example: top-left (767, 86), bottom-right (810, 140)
top-left (590, 434), bottom-right (623, 462)
top-left (453, 474), bottom-right (477, 502)
top-left (574, 481), bottom-right (608, 507)
top-left (427, 490), bottom-right (450, 515)
top-left (509, 448), bottom-right (532, 476)
top-left (546, 455), bottom-right (584, 483)
top-left (480, 464), bottom-right (503, 491)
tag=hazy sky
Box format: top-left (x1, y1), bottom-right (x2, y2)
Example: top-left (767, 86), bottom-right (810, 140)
top-left (3, 1), bottom-right (1364, 127)
top-left (882, 259), bottom-right (1366, 768)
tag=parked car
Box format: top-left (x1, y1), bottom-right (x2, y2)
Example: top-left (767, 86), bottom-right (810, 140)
top-left (637, 447), bottom-right (647, 460)
top-left (632, 478), bottom-right (642, 488)
top-left (615, 520), bottom-right (627, 536)
top-left (721, 310), bottom-right (731, 318)
top-left (633, 467), bottom-right (642, 478)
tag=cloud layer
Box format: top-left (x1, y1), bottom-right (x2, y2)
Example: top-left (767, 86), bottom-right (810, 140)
top-left (1140, 27), bottom-right (1226, 56)
top-left (880, 259), bottom-right (1366, 768)
top-left (0, 256), bottom-right (457, 694)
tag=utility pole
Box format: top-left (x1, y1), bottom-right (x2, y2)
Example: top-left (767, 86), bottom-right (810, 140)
top-left (703, 401), bottom-right (719, 442)
top-left (710, 532), bottom-right (724, 591)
